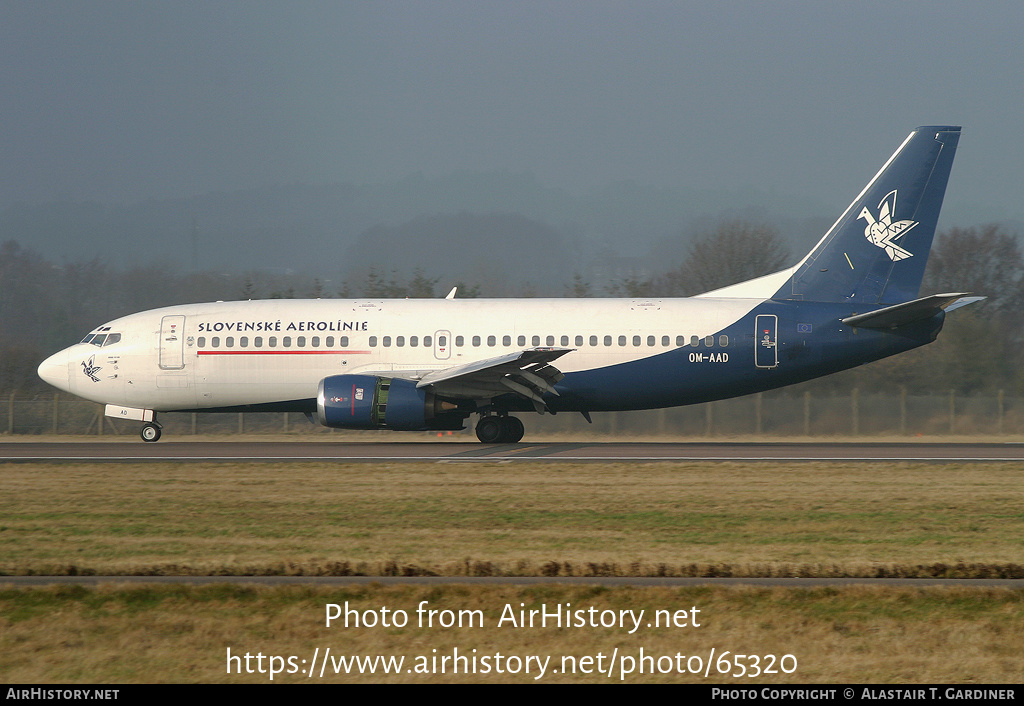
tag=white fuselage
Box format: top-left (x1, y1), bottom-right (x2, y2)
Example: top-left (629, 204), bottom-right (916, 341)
top-left (39, 296), bottom-right (762, 412)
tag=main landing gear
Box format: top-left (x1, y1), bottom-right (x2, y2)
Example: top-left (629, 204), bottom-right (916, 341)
top-left (475, 415), bottom-right (525, 444)
top-left (140, 421), bottom-right (162, 442)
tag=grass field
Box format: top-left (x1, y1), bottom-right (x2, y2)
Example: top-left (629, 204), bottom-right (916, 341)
top-left (1, 459), bottom-right (1022, 683)
top-left (1, 461), bottom-right (1022, 577)
top-left (2, 583), bottom-right (1023, 683)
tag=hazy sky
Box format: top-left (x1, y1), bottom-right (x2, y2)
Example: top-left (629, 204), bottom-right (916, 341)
top-left (2, 1), bottom-right (1022, 222)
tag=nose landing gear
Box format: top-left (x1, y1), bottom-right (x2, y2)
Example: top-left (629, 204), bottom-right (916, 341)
top-left (474, 415), bottom-right (525, 443)
top-left (140, 421), bottom-right (162, 442)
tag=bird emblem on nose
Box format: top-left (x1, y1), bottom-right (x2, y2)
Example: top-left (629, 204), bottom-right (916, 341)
top-left (81, 355), bottom-right (102, 382)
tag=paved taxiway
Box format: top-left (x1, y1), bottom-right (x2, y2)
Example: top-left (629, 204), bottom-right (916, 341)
top-left (2, 440), bottom-right (1023, 462)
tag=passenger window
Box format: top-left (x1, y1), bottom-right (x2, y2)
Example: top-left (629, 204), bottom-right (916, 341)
top-left (676, 335), bottom-right (684, 347)
top-left (632, 335), bottom-right (641, 347)
top-left (340, 336), bottom-right (348, 347)
top-left (720, 334), bottom-right (729, 347)
top-left (502, 335), bottom-right (511, 346)
top-left (254, 337), bottom-right (262, 348)
top-left (410, 336), bottom-right (418, 347)
top-left (212, 337), bottom-right (220, 348)
top-left (532, 335), bottom-right (540, 346)
top-left (423, 336), bottom-right (432, 347)
top-left (575, 335), bottom-right (583, 346)
top-left (456, 336), bottom-right (464, 347)
top-left (396, 336), bottom-right (405, 347)
top-left (487, 335), bottom-right (496, 347)
top-left (226, 337), bottom-right (235, 347)
top-left (589, 335), bottom-right (597, 346)
top-left (269, 336), bottom-right (277, 347)
top-left (546, 335), bottom-right (555, 346)
top-left (704, 335), bottom-right (714, 347)
top-left (560, 335), bottom-right (569, 346)
top-left (647, 336), bottom-right (656, 346)
top-left (662, 335), bottom-right (670, 346)
top-left (690, 335), bottom-right (700, 347)
top-left (618, 335), bottom-right (626, 346)
top-left (326, 336), bottom-right (334, 347)
top-left (312, 336), bottom-right (320, 347)
top-left (240, 336), bottom-right (249, 347)
top-left (369, 336), bottom-right (377, 347)
top-left (604, 335), bottom-right (612, 346)
top-left (283, 336), bottom-right (291, 347)
top-left (383, 336), bottom-right (391, 347)
top-left (472, 335), bottom-right (481, 347)
top-left (198, 337), bottom-right (206, 347)
top-left (297, 336), bottom-right (306, 347)
top-left (518, 335), bottom-right (526, 346)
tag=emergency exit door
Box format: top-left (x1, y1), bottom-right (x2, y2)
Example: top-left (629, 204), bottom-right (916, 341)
top-left (755, 314), bottom-right (778, 369)
top-left (433, 330), bottom-right (451, 360)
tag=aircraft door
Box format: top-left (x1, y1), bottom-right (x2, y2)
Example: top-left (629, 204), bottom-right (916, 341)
top-left (755, 314), bottom-right (778, 369)
top-left (159, 315), bottom-right (186, 370)
top-left (434, 330), bottom-right (451, 360)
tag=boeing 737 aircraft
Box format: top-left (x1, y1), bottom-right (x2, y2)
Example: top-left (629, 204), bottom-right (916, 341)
top-left (38, 126), bottom-right (980, 443)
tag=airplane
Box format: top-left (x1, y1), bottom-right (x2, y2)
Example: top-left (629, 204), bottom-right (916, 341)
top-left (38, 125), bottom-right (982, 443)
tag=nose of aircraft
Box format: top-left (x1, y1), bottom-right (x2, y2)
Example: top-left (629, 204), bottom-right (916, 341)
top-left (37, 349), bottom-right (71, 392)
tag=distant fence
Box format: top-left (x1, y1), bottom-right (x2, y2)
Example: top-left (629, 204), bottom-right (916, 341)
top-left (3, 390), bottom-right (1021, 438)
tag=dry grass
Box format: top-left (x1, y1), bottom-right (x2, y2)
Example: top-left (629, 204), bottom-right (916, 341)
top-left (1, 583), bottom-right (1021, 683)
top-left (1, 461), bottom-right (1022, 577)
top-left (2, 460), bottom-right (1022, 683)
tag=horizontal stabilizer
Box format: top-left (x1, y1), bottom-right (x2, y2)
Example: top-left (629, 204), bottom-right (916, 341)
top-left (841, 293), bottom-right (984, 329)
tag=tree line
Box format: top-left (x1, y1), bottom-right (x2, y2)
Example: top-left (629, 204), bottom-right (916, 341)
top-left (2, 222), bottom-right (1021, 397)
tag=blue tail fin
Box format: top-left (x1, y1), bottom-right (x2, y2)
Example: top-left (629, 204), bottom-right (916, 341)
top-left (774, 126), bottom-right (961, 304)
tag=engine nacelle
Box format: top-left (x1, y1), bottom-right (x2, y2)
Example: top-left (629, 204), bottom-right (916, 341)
top-left (316, 374), bottom-right (464, 431)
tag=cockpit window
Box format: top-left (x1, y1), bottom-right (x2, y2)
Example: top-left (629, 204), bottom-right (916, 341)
top-left (80, 331), bottom-right (121, 346)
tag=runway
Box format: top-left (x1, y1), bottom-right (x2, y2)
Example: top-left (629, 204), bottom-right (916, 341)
top-left (3, 440), bottom-right (1024, 462)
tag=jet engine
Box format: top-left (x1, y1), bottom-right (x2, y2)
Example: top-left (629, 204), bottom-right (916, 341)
top-left (316, 374), bottom-right (464, 431)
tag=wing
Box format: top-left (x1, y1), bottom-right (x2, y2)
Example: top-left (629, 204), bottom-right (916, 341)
top-left (416, 347), bottom-right (573, 412)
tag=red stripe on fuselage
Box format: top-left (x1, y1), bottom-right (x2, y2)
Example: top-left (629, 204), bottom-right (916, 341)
top-left (196, 350), bottom-right (371, 355)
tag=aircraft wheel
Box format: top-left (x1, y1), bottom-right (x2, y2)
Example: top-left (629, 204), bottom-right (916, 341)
top-left (140, 423), bottom-right (162, 443)
top-left (502, 416), bottom-right (525, 443)
top-left (475, 416), bottom-right (504, 443)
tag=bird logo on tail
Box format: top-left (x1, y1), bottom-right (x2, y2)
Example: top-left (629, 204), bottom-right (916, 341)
top-left (858, 189), bottom-right (918, 261)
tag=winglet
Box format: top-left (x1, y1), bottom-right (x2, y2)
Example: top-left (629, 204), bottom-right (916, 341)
top-left (445, 287), bottom-right (457, 300)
